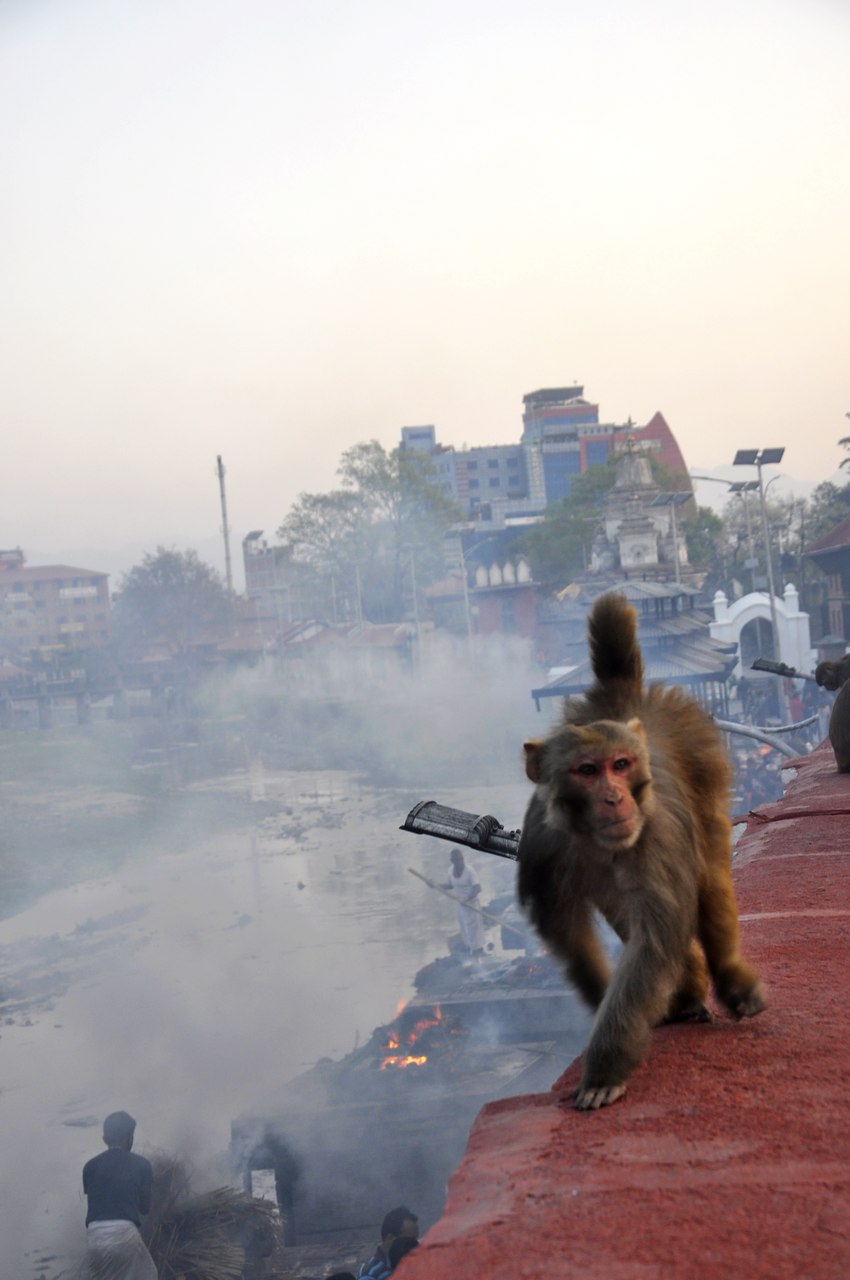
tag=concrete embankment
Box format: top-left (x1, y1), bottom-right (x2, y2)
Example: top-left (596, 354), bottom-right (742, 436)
top-left (401, 743), bottom-right (850, 1280)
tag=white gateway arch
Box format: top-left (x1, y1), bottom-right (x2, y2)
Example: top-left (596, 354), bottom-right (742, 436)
top-left (710, 583), bottom-right (816, 679)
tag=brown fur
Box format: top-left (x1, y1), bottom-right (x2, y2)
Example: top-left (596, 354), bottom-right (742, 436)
top-left (518, 593), bottom-right (765, 1110)
top-left (816, 657), bottom-right (850, 772)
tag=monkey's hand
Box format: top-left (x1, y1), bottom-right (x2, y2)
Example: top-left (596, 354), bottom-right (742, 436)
top-left (573, 1081), bottom-right (627, 1111)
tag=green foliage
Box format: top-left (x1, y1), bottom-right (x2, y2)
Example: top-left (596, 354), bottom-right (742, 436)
top-left (839, 437), bottom-right (850, 470)
top-left (794, 480), bottom-right (850, 626)
top-left (518, 449), bottom-right (705, 591)
top-left (277, 489), bottom-right (364, 573)
top-left (277, 439), bottom-right (460, 622)
top-left (112, 547), bottom-right (230, 653)
top-left (681, 504), bottom-right (724, 569)
top-left (519, 460), bottom-right (617, 589)
top-left (804, 479), bottom-right (850, 544)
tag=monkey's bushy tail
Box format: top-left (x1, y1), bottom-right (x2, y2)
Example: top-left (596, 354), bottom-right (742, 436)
top-left (588, 593), bottom-right (644, 690)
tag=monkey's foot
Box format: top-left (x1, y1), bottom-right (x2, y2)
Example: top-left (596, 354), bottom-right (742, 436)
top-left (573, 1082), bottom-right (627, 1111)
top-left (663, 996), bottom-right (711, 1025)
top-left (721, 977), bottom-right (767, 1020)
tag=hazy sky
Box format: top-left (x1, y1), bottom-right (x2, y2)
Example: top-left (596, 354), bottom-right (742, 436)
top-left (1, 0), bottom-right (848, 579)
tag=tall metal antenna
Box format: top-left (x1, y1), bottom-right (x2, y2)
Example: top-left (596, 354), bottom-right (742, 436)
top-left (216, 455), bottom-right (234, 596)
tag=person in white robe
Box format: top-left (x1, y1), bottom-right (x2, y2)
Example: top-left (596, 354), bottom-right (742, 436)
top-left (445, 847), bottom-right (485, 954)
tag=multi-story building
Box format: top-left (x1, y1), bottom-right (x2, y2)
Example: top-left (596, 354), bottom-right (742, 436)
top-left (520, 385), bottom-right (606, 505)
top-left (400, 387), bottom-right (690, 524)
top-left (246, 388), bottom-right (694, 634)
top-left (400, 426), bottom-right (460, 504)
top-left (0, 548), bottom-right (111, 659)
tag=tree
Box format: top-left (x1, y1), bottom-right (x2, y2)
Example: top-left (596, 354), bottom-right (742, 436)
top-left (681, 505), bottom-right (725, 574)
top-left (839, 434), bottom-right (850, 470)
top-left (792, 478), bottom-right (850, 627)
top-left (803, 479), bottom-right (850, 544)
top-left (277, 440), bottom-right (460, 623)
top-left (520, 460), bottom-right (619, 590)
top-left (112, 547), bottom-right (231, 654)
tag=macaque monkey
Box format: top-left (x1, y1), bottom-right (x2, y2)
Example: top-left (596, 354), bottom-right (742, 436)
top-left (815, 656), bottom-right (850, 772)
top-left (518, 593), bottom-right (765, 1111)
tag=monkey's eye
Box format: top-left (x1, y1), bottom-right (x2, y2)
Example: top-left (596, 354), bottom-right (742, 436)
top-left (612, 757), bottom-right (632, 773)
top-left (575, 762), bottom-right (598, 777)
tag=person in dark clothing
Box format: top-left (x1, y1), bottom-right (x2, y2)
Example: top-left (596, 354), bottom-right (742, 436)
top-left (388, 1234), bottom-right (420, 1270)
top-left (82, 1110), bottom-right (156, 1279)
top-left (359, 1206), bottom-right (419, 1279)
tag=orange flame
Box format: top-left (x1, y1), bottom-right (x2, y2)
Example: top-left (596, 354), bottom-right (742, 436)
top-left (379, 1004), bottom-right (444, 1069)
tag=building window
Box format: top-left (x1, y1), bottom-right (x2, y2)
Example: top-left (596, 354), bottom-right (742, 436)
top-left (489, 478), bottom-right (500, 488)
top-left (469, 479), bottom-right (479, 489)
top-left (467, 460), bottom-right (478, 471)
top-left (488, 459), bottom-right (498, 469)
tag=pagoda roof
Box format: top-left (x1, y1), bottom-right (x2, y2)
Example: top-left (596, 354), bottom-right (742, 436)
top-left (531, 580), bottom-right (736, 705)
top-left (805, 512), bottom-right (850, 556)
top-left (531, 639), bottom-right (738, 705)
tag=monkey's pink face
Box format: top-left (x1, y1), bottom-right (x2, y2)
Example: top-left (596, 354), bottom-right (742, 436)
top-left (569, 752), bottom-right (645, 849)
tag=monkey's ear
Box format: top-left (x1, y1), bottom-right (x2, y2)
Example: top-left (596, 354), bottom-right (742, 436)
top-left (816, 662), bottom-right (839, 690)
top-left (523, 739), bottom-right (545, 783)
top-left (626, 718), bottom-right (646, 739)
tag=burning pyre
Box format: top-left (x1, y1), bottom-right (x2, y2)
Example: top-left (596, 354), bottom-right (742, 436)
top-left (378, 1003), bottom-right (460, 1070)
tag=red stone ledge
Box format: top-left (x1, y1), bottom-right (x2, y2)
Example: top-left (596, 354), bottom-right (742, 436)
top-left (399, 744), bottom-right (850, 1280)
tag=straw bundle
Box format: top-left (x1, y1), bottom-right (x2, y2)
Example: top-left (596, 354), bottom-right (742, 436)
top-left (143, 1155), bottom-right (281, 1280)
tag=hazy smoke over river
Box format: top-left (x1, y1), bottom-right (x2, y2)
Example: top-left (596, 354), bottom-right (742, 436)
top-left (1, 633), bottom-right (566, 1276)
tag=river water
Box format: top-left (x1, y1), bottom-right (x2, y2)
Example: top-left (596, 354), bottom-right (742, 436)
top-left (2, 766), bottom-right (529, 1278)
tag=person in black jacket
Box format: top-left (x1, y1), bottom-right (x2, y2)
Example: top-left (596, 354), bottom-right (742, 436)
top-left (82, 1110), bottom-right (156, 1279)
top-left (360, 1207), bottom-right (419, 1279)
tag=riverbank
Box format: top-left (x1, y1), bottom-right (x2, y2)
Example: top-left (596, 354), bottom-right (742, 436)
top-left (2, 748), bottom-right (527, 1279)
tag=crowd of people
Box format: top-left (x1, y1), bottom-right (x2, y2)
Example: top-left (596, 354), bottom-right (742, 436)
top-left (728, 675), bottom-right (833, 813)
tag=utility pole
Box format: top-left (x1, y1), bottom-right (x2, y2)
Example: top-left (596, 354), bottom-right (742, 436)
top-left (216, 455), bottom-right (234, 597)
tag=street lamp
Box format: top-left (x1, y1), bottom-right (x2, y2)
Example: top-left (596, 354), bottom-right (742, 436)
top-left (728, 479), bottom-right (760, 593)
top-left (733, 447), bottom-right (786, 714)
